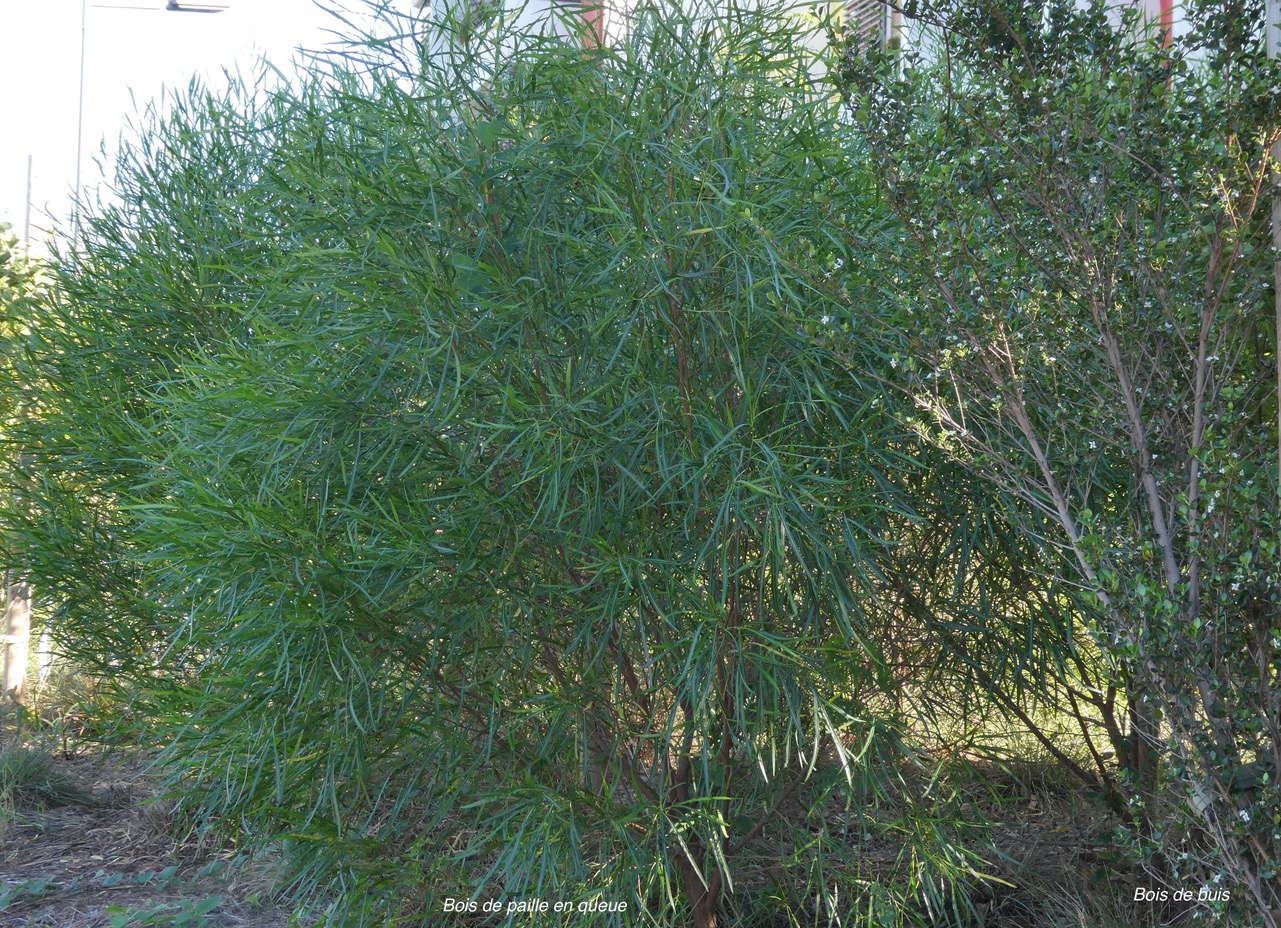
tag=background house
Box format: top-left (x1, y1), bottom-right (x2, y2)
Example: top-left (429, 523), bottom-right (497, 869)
top-left (417, 0), bottom-right (1183, 65)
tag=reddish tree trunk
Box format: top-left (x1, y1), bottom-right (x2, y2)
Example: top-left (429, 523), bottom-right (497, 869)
top-left (677, 848), bottom-right (722, 928)
top-left (580, 0), bottom-right (604, 48)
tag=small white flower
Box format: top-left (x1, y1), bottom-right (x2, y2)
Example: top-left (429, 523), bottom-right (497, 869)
top-left (1089, 441), bottom-right (1097, 450)
top-left (1238, 809), bottom-right (1251, 824)
top-left (821, 315), bottom-right (832, 325)
top-left (890, 357), bottom-right (899, 369)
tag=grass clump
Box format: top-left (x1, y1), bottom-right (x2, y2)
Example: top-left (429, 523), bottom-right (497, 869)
top-left (0, 740), bottom-right (98, 811)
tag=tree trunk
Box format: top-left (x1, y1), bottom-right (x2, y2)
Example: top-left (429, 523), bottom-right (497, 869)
top-left (581, 0), bottom-right (605, 47)
top-left (2, 577), bottom-right (31, 703)
top-left (1268, 0), bottom-right (1280, 510)
top-left (677, 847), bottom-right (722, 928)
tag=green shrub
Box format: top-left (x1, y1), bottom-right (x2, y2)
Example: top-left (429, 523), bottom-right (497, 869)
top-left (0, 4), bottom-right (979, 925)
top-left (839, 0), bottom-right (1281, 921)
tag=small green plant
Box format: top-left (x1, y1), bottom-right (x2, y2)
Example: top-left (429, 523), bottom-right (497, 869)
top-left (132, 864), bottom-right (182, 891)
top-left (0, 878), bottom-right (56, 910)
top-left (106, 896), bottom-right (222, 928)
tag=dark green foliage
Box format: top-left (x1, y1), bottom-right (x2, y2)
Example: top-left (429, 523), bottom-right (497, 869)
top-left (839, 0), bottom-right (1281, 921)
top-left (0, 6), bottom-right (991, 926)
top-left (13, 0), bottom-right (1273, 922)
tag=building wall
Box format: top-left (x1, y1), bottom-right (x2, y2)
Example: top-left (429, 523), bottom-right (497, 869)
top-left (420, 0), bottom-right (845, 68)
top-left (418, 0), bottom-right (1185, 74)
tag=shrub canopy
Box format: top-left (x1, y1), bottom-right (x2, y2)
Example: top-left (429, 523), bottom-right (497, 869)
top-left (2, 6), bottom-right (935, 925)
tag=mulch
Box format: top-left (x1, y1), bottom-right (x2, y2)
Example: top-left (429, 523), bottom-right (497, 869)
top-left (1, 752), bottom-right (296, 928)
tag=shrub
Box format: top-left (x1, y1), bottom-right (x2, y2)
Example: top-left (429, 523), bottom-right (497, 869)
top-left (0, 5), bottom-right (958, 925)
top-left (839, 0), bottom-right (1281, 921)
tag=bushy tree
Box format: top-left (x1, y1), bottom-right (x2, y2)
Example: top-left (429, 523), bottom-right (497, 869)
top-left (0, 7), bottom-right (991, 926)
top-left (840, 0), bottom-right (1281, 920)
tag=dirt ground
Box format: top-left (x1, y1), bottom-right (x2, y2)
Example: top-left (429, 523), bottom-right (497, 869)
top-left (2, 743), bottom-right (1128, 928)
top-left (1, 751), bottom-right (297, 928)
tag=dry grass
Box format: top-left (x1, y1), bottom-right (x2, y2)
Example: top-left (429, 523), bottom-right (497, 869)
top-left (0, 747), bottom-right (298, 928)
top-left (0, 696), bottom-right (1160, 928)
